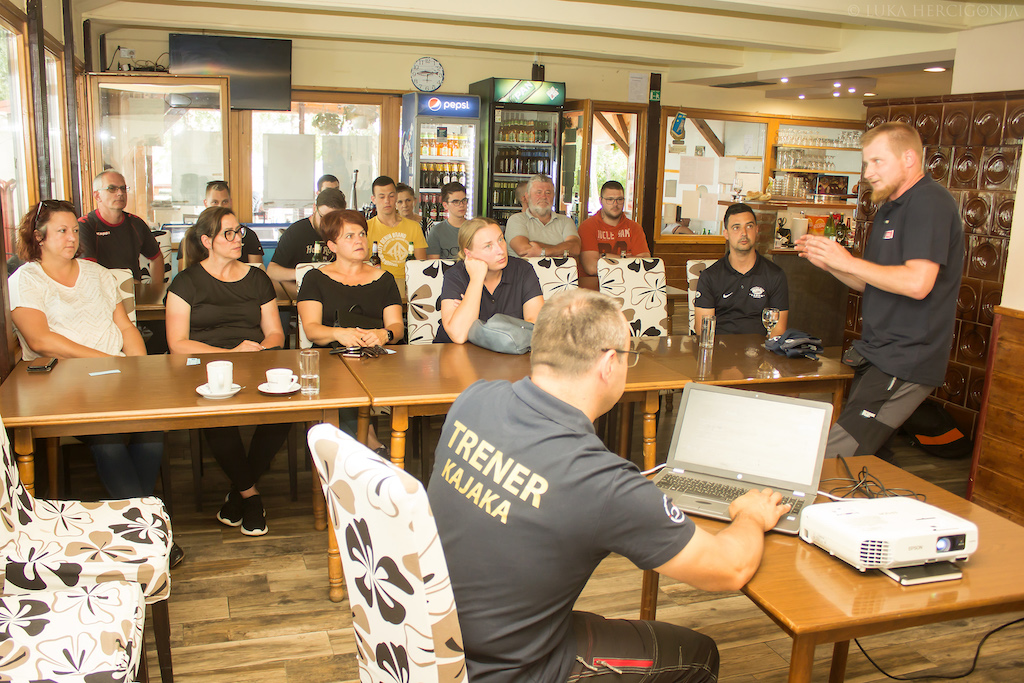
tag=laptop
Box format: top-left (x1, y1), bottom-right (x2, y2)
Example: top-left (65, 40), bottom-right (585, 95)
top-left (652, 383), bottom-right (832, 534)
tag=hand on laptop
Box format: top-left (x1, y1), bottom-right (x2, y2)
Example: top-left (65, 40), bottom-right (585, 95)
top-left (729, 488), bottom-right (791, 532)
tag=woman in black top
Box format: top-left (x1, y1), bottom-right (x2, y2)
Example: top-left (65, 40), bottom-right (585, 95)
top-left (166, 207), bottom-right (289, 536)
top-left (297, 209), bottom-right (403, 348)
top-left (297, 210), bottom-right (402, 454)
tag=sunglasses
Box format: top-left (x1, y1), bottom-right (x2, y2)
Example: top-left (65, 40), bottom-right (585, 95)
top-left (34, 199), bottom-right (76, 227)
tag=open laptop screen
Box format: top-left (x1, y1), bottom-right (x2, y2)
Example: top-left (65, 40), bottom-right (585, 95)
top-left (666, 384), bottom-right (832, 490)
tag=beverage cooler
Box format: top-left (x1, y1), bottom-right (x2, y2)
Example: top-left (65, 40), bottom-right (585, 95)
top-left (400, 93), bottom-right (481, 232)
top-left (468, 78), bottom-right (566, 225)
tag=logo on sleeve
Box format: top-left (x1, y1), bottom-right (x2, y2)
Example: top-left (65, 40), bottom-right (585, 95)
top-left (884, 229), bottom-right (895, 240)
top-left (663, 495), bottom-right (686, 524)
top-left (749, 286), bottom-right (766, 299)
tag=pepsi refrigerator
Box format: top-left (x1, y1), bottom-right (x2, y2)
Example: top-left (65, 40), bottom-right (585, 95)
top-left (400, 93), bottom-right (481, 232)
top-left (468, 78), bottom-right (566, 225)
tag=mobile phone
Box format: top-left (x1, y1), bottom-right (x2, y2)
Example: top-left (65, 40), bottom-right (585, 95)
top-left (27, 357), bottom-right (58, 372)
top-left (342, 346), bottom-right (362, 358)
top-left (880, 561), bottom-right (963, 586)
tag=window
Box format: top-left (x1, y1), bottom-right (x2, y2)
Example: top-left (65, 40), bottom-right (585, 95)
top-left (0, 22), bottom-right (29, 259)
top-left (44, 51), bottom-right (66, 199)
top-left (250, 101), bottom-right (381, 225)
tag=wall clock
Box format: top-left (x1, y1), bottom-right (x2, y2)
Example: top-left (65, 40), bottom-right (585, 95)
top-left (411, 56), bottom-right (444, 92)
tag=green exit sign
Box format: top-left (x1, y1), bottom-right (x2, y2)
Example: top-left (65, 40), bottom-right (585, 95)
top-left (650, 90), bottom-right (661, 102)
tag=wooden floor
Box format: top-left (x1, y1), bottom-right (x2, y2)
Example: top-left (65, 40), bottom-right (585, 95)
top-left (57, 408), bottom-right (1024, 683)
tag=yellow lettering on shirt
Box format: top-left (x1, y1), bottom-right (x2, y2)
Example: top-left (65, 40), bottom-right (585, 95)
top-left (468, 440), bottom-right (495, 471)
top-left (448, 421), bottom-right (468, 449)
top-left (465, 482), bottom-right (483, 505)
top-left (491, 500), bottom-right (511, 524)
top-left (441, 459), bottom-right (456, 480)
top-left (502, 463), bottom-right (531, 496)
top-left (520, 473), bottom-right (549, 508)
top-left (482, 450), bottom-right (514, 484)
top-left (454, 429), bottom-right (479, 459)
top-left (457, 475), bottom-right (475, 495)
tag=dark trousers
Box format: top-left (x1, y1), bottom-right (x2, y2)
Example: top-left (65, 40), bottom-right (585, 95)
top-left (202, 423), bottom-right (292, 492)
top-left (567, 611), bottom-right (719, 682)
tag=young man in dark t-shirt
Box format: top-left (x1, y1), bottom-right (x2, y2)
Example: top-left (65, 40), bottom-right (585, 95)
top-left (694, 203), bottom-right (788, 335)
top-left (79, 170), bottom-right (163, 281)
top-left (797, 122), bottom-right (964, 459)
top-left (266, 188), bottom-right (347, 283)
top-left (176, 181), bottom-right (264, 267)
top-left (428, 289), bottom-right (791, 683)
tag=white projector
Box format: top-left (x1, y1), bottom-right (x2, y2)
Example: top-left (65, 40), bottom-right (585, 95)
top-left (799, 497), bottom-right (978, 571)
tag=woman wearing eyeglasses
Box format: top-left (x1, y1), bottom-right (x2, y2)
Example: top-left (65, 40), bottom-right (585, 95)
top-left (8, 200), bottom-right (180, 562)
top-left (166, 206), bottom-right (290, 536)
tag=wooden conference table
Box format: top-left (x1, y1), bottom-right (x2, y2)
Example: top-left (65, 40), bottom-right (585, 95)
top-left (666, 456), bottom-right (1024, 683)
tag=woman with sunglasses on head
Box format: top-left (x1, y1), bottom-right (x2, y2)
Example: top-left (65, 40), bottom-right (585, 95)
top-left (8, 200), bottom-right (182, 565)
top-left (166, 206), bottom-right (290, 536)
top-left (297, 209), bottom-right (402, 455)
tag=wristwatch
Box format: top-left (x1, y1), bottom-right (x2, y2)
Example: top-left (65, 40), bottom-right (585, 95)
top-left (385, 329), bottom-right (394, 344)
top-left (540, 248), bottom-right (547, 257)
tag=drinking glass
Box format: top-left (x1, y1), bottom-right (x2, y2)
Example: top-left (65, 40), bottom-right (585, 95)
top-left (762, 307), bottom-right (780, 338)
top-left (300, 349), bottom-right (320, 396)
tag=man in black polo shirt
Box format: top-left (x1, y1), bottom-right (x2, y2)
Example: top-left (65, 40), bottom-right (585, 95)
top-left (79, 170), bottom-right (163, 281)
top-left (693, 203), bottom-right (788, 335)
top-left (428, 289), bottom-right (790, 683)
top-left (797, 122), bottom-right (963, 459)
top-left (266, 187), bottom-right (346, 283)
top-left (176, 181), bottom-right (264, 266)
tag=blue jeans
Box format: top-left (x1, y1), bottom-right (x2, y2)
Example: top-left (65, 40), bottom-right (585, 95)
top-left (79, 432), bottom-right (164, 498)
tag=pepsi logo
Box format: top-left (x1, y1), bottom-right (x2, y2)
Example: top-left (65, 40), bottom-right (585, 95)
top-left (428, 98), bottom-right (442, 111)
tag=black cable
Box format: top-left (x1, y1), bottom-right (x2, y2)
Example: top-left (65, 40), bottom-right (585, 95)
top-left (854, 615), bottom-right (1024, 680)
top-left (819, 456), bottom-right (926, 502)
top-left (106, 45), bottom-right (120, 72)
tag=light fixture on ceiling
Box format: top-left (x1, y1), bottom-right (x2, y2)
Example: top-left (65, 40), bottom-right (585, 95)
top-left (848, 87), bottom-right (856, 93)
top-left (798, 94), bottom-right (805, 99)
top-left (780, 77), bottom-right (789, 83)
top-left (833, 92), bottom-right (841, 97)
top-left (864, 92), bottom-right (877, 97)
top-left (833, 81), bottom-right (841, 87)
top-left (924, 66), bottom-right (947, 73)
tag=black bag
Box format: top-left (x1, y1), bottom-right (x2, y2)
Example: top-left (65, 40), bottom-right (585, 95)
top-left (900, 400), bottom-right (973, 459)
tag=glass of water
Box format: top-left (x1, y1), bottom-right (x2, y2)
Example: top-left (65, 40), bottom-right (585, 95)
top-left (299, 349), bottom-right (320, 396)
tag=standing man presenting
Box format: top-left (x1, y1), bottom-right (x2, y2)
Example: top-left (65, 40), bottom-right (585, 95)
top-left (797, 122), bottom-right (963, 459)
top-left (505, 174), bottom-right (580, 258)
top-left (579, 180), bottom-right (650, 275)
top-left (79, 170), bottom-right (164, 282)
top-left (429, 288), bottom-right (790, 683)
top-left (426, 181), bottom-right (468, 259)
top-left (694, 203), bottom-right (788, 336)
top-left (367, 175), bottom-right (427, 281)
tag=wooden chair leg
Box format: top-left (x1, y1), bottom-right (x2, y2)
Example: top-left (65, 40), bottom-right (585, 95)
top-left (159, 433), bottom-right (174, 518)
top-left (288, 425), bottom-right (299, 502)
top-left (189, 430), bottom-right (203, 512)
top-left (151, 599), bottom-right (173, 683)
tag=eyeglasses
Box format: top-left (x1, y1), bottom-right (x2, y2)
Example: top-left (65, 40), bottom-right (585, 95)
top-left (103, 185), bottom-right (129, 194)
top-left (33, 199), bottom-right (75, 227)
top-left (446, 198), bottom-right (469, 206)
top-left (221, 226), bottom-right (247, 241)
top-left (603, 348), bottom-right (641, 367)
top-left (601, 196), bottom-right (626, 204)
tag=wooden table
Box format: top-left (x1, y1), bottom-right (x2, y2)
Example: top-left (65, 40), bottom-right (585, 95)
top-left (339, 343), bottom-right (690, 472)
top-left (673, 457), bottom-right (1024, 683)
top-left (0, 349), bottom-right (369, 601)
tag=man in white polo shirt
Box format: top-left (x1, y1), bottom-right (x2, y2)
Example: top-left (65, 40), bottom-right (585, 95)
top-left (505, 174), bottom-right (580, 258)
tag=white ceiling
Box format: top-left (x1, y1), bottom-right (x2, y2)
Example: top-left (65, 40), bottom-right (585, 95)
top-left (74, 0), bottom-right (1022, 100)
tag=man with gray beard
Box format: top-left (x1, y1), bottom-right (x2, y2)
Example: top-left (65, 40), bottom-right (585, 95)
top-left (505, 174), bottom-right (580, 258)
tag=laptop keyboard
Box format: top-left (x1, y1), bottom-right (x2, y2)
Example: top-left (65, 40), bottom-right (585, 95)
top-left (659, 473), bottom-right (805, 515)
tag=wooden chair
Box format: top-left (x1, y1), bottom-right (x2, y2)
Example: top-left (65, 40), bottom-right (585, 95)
top-left (686, 259), bottom-right (717, 335)
top-left (524, 255), bottom-right (578, 299)
top-left (597, 256), bottom-right (669, 337)
top-left (308, 423), bottom-right (468, 683)
top-left (0, 415), bottom-right (174, 682)
top-left (0, 582), bottom-right (148, 682)
top-left (406, 259), bottom-right (456, 345)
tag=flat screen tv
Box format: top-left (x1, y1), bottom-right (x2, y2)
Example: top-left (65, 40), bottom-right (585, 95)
top-left (169, 34), bottom-right (292, 111)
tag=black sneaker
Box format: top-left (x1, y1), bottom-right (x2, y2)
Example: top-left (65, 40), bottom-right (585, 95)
top-left (169, 542), bottom-right (185, 570)
top-left (216, 491), bottom-right (243, 527)
top-left (240, 494), bottom-right (268, 536)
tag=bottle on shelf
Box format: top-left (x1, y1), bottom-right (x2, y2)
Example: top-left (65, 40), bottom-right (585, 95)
top-left (458, 163), bottom-right (467, 185)
top-left (369, 241), bottom-right (381, 267)
top-left (407, 240), bottom-right (415, 262)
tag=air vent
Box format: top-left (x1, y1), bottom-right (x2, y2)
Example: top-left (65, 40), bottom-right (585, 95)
top-left (858, 540), bottom-right (891, 567)
top-left (712, 80), bottom-right (775, 89)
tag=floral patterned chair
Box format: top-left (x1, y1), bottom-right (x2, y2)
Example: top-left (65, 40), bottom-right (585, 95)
top-left (138, 230), bottom-right (172, 285)
top-left (597, 256), bottom-right (669, 337)
top-left (406, 259), bottom-right (456, 345)
top-left (307, 423), bottom-right (467, 683)
top-left (524, 256), bottom-right (578, 299)
top-left (0, 581), bottom-right (146, 682)
top-left (295, 262), bottom-right (328, 349)
top-left (686, 259), bottom-right (717, 335)
top-left (0, 415), bottom-right (174, 682)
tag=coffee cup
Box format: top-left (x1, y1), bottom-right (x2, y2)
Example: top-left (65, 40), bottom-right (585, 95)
top-left (266, 368), bottom-right (298, 388)
top-left (207, 360), bottom-right (233, 393)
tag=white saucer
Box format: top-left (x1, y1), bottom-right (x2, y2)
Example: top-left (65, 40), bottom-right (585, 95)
top-left (257, 381), bottom-right (301, 396)
top-left (197, 383), bottom-right (242, 399)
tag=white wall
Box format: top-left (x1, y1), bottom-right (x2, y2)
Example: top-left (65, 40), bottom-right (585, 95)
top-left (951, 20), bottom-right (1024, 95)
